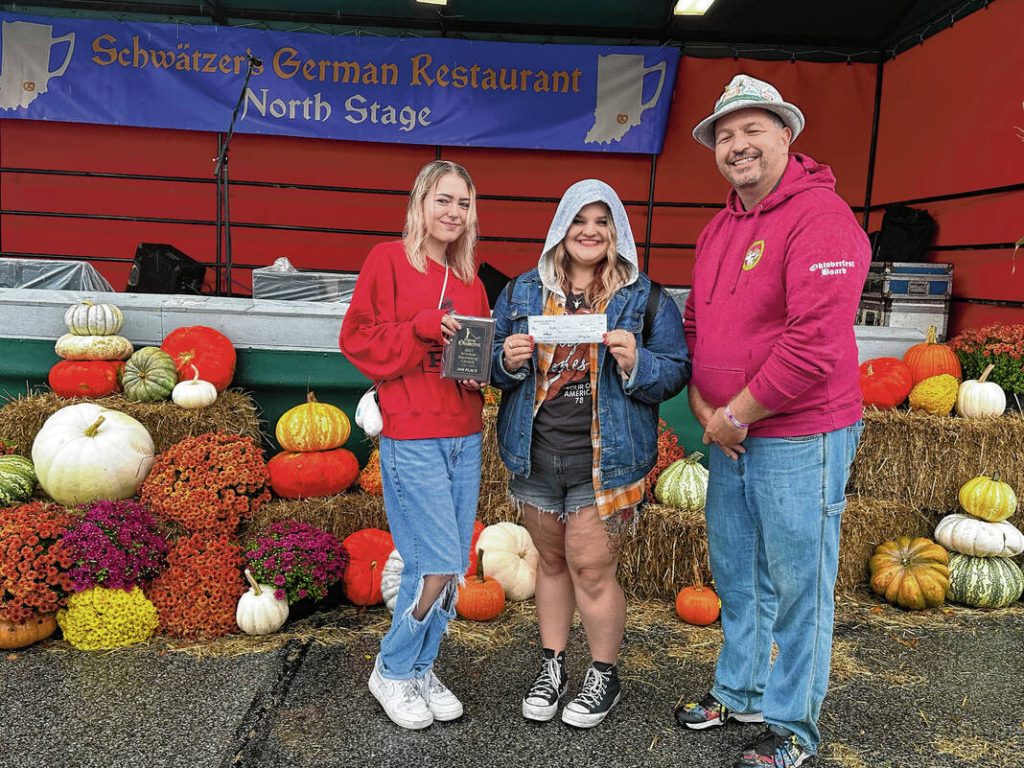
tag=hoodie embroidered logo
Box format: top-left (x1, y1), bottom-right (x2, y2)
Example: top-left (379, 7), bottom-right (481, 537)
top-left (742, 240), bottom-right (765, 271)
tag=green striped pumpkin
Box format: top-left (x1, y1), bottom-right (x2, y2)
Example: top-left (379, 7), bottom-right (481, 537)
top-left (654, 453), bottom-right (708, 512)
top-left (946, 552), bottom-right (1024, 609)
top-left (0, 455), bottom-right (37, 506)
top-left (121, 347), bottom-right (178, 403)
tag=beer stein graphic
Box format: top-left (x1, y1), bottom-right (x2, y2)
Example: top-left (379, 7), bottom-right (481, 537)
top-left (585, 54), bottom-right (667, 145)
top-left (0, 21), bottom-right (75, 111)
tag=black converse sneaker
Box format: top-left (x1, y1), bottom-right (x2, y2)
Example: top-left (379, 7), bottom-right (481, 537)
top-left (522, 648), bottom-right (567, 721)
top-left (561, 661), bottom-right (621, 728)
top-left (733, 725), bottom-right (813, 768)
top-left (675, 691), bottom-right (765, 730)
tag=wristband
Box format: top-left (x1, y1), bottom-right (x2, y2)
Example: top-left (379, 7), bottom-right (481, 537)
top-left (725, 404), bottom-right (749, 430)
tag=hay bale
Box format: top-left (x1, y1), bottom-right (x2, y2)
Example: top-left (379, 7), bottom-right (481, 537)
top-left (247, 493), bottom-right (388, 543)
top-left (0, 390), bottom-right (262, 455)
top-left (848, 410), bottom-right (1024, 511)
top-left (620, 496), bottom-right (941, 601)
top-left (480, 404), bottom-right (516, 524)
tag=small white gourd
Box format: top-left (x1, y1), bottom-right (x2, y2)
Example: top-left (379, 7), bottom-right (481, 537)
top-left (380, 549), bottom-right (404, 613)
top-left (476, 522), bottom-right (539, 601)
top-left (236, 569), bottom-right (289, 636)
top-left (955, 364), bottom-right (1006, 418)
top-left (172, 364), bottom-right (218, 409)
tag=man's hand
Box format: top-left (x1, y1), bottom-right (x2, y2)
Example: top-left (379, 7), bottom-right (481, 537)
top-left (688, 385), bottom-right (715, 429)
top-left (702, 406), bottom-right (747, 460)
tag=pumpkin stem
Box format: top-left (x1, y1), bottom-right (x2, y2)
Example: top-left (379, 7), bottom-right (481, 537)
top-left (306, 391), bottom-right (318, 403)
top-left (190, 364), bottom-right (201, 383)
top-left (978, 363), bottom-right (995, 384)
top-left (476, 548), bottom-right (486, 583)
top-left (687, 451), bottom-right (704, 464)
top-left (243, 568), bottom-right (262, 596)
top-left (926, 325), bottom-right (937, 345)
top-left (866, 363), bottom-right (874, 377)
top-left (82, 299), bottom-right (94, 307)
top-left (83, 415), bottom-right (106, 437)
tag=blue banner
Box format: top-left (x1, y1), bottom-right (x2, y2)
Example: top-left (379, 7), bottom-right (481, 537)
top-left (0, 12), bottom-right (678, 153)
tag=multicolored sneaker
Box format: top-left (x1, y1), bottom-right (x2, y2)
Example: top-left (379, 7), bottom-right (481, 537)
top-left (674, 692), bottom-right (765, 730)
top-left (733, 725), bottom-right (813, 767)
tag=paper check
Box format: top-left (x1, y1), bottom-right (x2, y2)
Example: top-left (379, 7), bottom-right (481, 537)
top-left (528, 314), bottom-right (607, 344)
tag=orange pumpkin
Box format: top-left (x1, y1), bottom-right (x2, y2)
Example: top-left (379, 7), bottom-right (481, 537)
top-left (859, 357), bottom-right (913, 409)
top-left (869, 536), bottom-right (949, 611)
top-left (358, 449), bottom-right (383, 496)
top-left (267, 448), bottom-right (359, 499)
top-left (342, 528), bottom-right (394, 606)
top-left (0, 613), bottom-right (57, 649)
top-left (464, 520), bottom-right (486, 577)
top-left (675, 584), bottom-right (720, 626)
top-left (48, 359), bottom-right (124, 399)
top-left (456, 548), bottom-right (505, 621)
top-left (902, 325), bottom-right (961, 385)
top-left (161, 325), bottom-right (237, 392)
top-left (275, 392), bottom-right (351, 452)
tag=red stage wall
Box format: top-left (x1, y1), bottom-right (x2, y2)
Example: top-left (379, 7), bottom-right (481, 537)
top-left (871, 0), bottom-right (1024, 334)
top-left (0, 55), bottom-right (874, 296)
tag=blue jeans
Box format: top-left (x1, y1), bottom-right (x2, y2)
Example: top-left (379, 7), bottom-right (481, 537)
top-left (378, 433), bottom-right (482, 680)
top-left (706, 423), bottom-right (862, 754)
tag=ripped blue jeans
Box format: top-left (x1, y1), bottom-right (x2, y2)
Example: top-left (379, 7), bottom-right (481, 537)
top-left (377, 432), bottom-right (481, 680)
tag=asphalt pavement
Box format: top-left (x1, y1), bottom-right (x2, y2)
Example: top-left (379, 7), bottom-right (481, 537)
top-left (3, 595), bottom-right (1022, 768)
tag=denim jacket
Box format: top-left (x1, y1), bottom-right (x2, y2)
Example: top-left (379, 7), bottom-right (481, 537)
top-left (490, 269), bottom-right (691, 490)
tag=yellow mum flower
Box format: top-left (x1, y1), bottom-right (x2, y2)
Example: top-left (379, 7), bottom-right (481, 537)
top-left (57, 587), bottom-right (159, 650)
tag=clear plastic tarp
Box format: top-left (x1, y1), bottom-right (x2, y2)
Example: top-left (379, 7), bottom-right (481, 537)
top-left (0, 258), bottom-right (114, 292)
top-left (252, 257), bottom-right (357, 302)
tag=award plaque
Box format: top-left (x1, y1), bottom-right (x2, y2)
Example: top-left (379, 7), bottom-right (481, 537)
top-left (442, 314), bottom-right (496, 383)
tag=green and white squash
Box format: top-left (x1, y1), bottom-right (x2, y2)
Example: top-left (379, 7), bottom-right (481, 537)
top-left (655, 453), bottom-right (709, 512)
top-left (381, 549), bottom-right (404, 613)
top-left (55, 334), bottom-right (133, 361)
top-left (0, 455), bottom-right (37, 506)
top-left (64, 300), bottom-right (124, 336)
top-left (946, 552), bottom-right (1024, 609)
top-left (121, 347), bottom-right (178, 402)
top-left (934, 513), bottom-right (1024, 558)
top-left (31, 402), bottom-right (155, 506)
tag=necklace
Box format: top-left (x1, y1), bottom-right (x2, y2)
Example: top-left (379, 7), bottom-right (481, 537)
top-left (568, 291), bottom-right (586, 310)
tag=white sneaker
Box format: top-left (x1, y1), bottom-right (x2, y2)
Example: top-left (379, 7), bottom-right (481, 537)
top-left (368, 663), bottom-right (433, 730)
top-left (418, 668), bottom-right (464, 721)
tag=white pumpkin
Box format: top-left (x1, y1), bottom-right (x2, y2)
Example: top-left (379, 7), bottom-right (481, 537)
top-left (934, 513), bottom-right (1024, 558)
top-left (31, 403), bottom-right (155, 506)
top-left (172, 365), bottom-right (218, 410)
top-left (381, 549), bottom-right (404, 613)
top-left (477, 522), bottom-right (539, 601)
top-left (955, 364), bottom-right (1006, 418)
top-left (64, 300), bottom-right (124, 336)
top-left (55, 333), bottom-right (134, 361)
top-left (236, 569), bottom-right (289, 635)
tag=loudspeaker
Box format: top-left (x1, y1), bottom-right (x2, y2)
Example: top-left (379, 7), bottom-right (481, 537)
top-left (126, 243), bottom-right (206, 294)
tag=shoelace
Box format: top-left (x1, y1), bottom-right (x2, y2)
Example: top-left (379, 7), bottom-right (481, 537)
top-left (573, 665), bottom-right (612, 708)
top-left (416, 671), bottom-right (449, 703)
top-left (398, 678), bottom-right (424, 705)
top-left (527, 657), bottom-right (563, 700)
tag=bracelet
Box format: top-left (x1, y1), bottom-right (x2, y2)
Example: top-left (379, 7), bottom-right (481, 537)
top-left (725, 404), bottom-right (749, 430)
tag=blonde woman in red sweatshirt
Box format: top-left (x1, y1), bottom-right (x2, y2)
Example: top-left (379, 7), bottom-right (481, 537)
top-left (340, 160), bottom-right (490, 731)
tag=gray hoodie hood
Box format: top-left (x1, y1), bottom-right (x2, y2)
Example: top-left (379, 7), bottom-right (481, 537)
top-left (538, 179), bottom-right (639, 297)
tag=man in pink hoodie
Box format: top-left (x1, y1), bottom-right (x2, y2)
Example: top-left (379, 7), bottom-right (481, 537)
top-left (674, 75), bottom-right (870, 768)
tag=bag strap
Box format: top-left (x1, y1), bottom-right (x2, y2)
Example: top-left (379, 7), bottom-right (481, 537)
top-left (505, 275), bottom-right (662, 344)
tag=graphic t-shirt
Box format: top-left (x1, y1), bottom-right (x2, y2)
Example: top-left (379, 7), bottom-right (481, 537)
top-left (532, 292), bottom-right (594, 454)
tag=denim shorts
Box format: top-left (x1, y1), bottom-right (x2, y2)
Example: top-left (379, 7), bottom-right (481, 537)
top-left (509, 446), bottom-right (595, 523)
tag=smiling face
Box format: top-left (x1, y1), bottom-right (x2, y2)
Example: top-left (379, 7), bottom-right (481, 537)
top-left (424, 173), bottom-right (471, 259)
top-left (714, 107), bottom-right (792, 209)
top-left (564, 202), bottom-right (613, 272)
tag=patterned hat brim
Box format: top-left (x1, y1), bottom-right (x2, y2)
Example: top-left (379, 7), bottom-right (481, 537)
top-left (691, 99), bottom-right (805, 149)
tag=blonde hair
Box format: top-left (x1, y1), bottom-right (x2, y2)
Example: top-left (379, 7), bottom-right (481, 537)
top-left (552, 203), bottom-right (631, 309)
top-left (402, 160), bottom-right (479, 284)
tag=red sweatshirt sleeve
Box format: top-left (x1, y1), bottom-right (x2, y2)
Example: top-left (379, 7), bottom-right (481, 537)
top-left (339, 244), bottom-right (447, 381)
top-left (746, 213), bottom-right (869, 412)
top-left (683, 289), bottom-right (697, 359)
